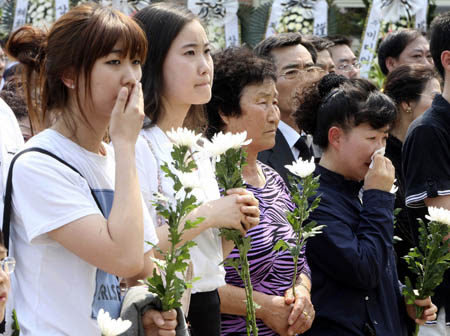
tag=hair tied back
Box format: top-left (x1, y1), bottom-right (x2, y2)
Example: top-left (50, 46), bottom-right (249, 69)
top-left (318, 73), bottom-right (347, 97)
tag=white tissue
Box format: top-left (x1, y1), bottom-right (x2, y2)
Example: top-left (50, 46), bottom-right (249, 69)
top-left (390, 180), bottom-right (398, 194)
top-left (369, 147), bottom-right (386, 169)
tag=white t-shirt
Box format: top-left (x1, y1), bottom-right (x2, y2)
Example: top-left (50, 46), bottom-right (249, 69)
top-left (0, 98), bottom-right (24, 227)
top-left (135, 126), bottom-right (225, 294)
top-left (8, 129), bottom-right (158, 335)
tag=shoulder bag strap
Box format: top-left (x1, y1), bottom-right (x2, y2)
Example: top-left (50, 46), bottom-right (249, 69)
top-left (2, 147), bottom-right (103, 251)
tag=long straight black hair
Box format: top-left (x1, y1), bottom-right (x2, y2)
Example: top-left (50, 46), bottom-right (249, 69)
top-left (134, 3), bottom-right (199, 127)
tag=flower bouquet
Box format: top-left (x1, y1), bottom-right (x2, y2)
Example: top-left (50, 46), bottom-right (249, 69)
top-left (203, 131), bottom-right (258, 336)
top-left (145, 128), bottom-right (205, 311)
top-left (402, 206), bottom-right (450, 336)
top-left (273, 158), bottom-right (324, 297)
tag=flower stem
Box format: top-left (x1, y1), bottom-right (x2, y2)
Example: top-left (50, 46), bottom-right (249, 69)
top-left (292, 255), bottom-right (298, 298)
top-left (413, 305), bottom-right (424, 336)
top-left (240, 250), bottom-right (258, 336)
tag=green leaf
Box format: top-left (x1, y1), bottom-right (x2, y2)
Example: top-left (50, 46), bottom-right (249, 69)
top-left (145, 141), bottom-right (205, 310)
top-left (402, 217), bottom-right (450, 306)
top-left (12, 309), bottom-right (20, 336)
top-left (273, 239), bottom-right (291, 252)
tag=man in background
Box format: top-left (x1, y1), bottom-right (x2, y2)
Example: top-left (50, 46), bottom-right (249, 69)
top-left (327, 35), bottom-right (360, 78)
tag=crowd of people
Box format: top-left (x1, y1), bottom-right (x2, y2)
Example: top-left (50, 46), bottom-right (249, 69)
top-left (0, 2), bottom-right (448, 336)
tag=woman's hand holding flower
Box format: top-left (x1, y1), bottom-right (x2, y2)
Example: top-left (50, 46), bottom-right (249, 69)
top-left (142, 309), bottom-right (177, 336)
top-left (226, 188), bottom-right (260, 232)
top-left (196, 194), bottom-right (249, 236)
top-left (405, 296), bottom-right (437, 325)
top-left (260, 295), bottom-right (295, 336)
top-left (284, 284), bottom-right (315, 335)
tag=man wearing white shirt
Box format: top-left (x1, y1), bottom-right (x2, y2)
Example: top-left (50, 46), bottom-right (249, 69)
top-left (255, 33), bottom-right (317, 183)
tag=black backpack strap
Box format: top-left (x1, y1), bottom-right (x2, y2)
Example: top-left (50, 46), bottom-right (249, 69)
top-left (2, 147), bottom-right (103, 251)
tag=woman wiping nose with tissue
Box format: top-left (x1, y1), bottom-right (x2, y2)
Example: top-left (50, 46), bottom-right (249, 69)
top-left (292, 74), bottom-right (437, 336)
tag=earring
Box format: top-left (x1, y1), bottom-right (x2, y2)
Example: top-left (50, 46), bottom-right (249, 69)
top-left (70, 84), bottom-right (75, 89)
top-left (406, 107), bottom-right (412, 113)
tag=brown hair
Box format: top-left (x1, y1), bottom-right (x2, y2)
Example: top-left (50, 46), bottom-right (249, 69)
top-left (383, 64), bottom-right (439, 105)
top-left (383, 64), bottom-right (439, 128)
top-left (6, 3), bottom-right (147, 134)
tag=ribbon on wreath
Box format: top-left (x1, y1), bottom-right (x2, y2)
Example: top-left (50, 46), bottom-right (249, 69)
top-left (12, 0), bottom-right (28, 29)
top-left (11, 0), bottom-right (66, 30)
top-left (55, 0), bottom-right (69, 19)
top-left (358, 0), bottom-right (428, 78)
top-left (265, 0), bottom-right (328, 38)
top-left (101, 0), bottom-right (151, 16)
top-left (188, 0), bottom-right (240, 48)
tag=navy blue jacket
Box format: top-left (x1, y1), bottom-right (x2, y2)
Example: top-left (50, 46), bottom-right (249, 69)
top-left (304, 165), bottom-right (410, 336)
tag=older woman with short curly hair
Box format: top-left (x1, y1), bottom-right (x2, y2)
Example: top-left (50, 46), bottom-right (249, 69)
top-left (206, 47), bottom-right (314, 336)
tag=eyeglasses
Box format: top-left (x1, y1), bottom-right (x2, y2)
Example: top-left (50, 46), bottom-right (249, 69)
top-left (279, 66), bottom-right (324, 80)
top-left (0, 257), bottom-right (15, 274)
top-left (336, 62), bottom-right (361, 72)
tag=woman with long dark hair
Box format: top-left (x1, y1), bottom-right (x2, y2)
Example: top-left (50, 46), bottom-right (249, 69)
top-left (134, 4), bottom-right (260, 335)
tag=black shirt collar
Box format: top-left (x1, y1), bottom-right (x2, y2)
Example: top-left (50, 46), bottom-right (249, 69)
top-left (431, 94), bottom-right (450, 119)
top-left (315, 165), bottom-right (363, 197)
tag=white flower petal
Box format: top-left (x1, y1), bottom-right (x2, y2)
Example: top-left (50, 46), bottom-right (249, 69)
top-left (285, 158), bottom-right (315, 178)
top-left (425, 206), bottom-right (450, 226)
top-left (175, 170), bottom-right (203, 190)
top-left (166, 127), bottom-right (201, 148)
top-left (97, 308), bottom-right (131, 336)
top-left (202, 131), bottom-right (252, 157)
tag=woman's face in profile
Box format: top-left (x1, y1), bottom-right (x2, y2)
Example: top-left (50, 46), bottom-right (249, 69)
top-left (410, 77), bottom-right (441, 119)
top-left (336, 123), bottom-right (389, 181)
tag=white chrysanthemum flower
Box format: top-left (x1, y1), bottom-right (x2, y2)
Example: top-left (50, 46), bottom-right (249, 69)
top-left (97, 309), bottom-right (131, 336)
top-left (203, 131), bottom-right (252, 157)
top-left (176, 170), bottom-right (203, 190)
top-left (166, 127), bottom-right (201, 148)
top-left (285, 158), bottom-right (315, 178)
top-left (425, 207), bottom-right (450, 225)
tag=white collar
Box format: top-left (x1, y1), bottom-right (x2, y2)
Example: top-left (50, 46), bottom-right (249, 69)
top-left (278, 120), bottom-right (301, 149)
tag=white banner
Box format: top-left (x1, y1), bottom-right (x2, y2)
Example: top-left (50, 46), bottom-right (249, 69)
top-left (225, 15), bottom-right (239, 46)
top-left (188, 0), bottom-right (239, 47)
top-left (414, 0), bottom-right (428, 32)
top-left (359, 0), bottom-right (382, 78)
top-left (111, 0), bottom-right (121, 9)
top-left (313, 0), bottom-right (328, 37)
top-left (12, 0), bottom-right (29, 30)
top-left (266, 0), bottom-right (284, 38)
top-left (55, 0), bottom-right (69, 19)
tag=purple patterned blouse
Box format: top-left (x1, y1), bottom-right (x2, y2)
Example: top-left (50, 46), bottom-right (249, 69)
top-left (221, 162), bottom-right (311, 335)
